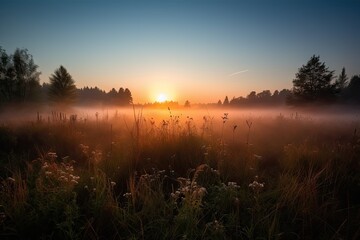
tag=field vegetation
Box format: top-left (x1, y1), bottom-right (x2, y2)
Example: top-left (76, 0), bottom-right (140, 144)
top-left (0, 107), bottom-right (359, 239)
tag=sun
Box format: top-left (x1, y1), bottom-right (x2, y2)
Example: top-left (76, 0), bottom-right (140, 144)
top-left (156, 93), bottom-right (168, 103)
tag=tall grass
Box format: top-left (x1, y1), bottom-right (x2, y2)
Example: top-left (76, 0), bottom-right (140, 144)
top-left (0, 109), bottom-right (359, 239)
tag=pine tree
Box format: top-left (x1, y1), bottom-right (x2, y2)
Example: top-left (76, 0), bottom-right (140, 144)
top-left (346, 75), bottom-right (360, 103)
top-left (184, 100), bottom-right (191, 107)
top-left (335, 67), bottom-right (348, 92)
top-left (292, 55), bottom-right (335, 104)
top-left (48, 65), bottom-right (76, 104)
top-left (124, 88), bottom-right (133, 104)
top-left (223, 96), bottom-right (229, 105)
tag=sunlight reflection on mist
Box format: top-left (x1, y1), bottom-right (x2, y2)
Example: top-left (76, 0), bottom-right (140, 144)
top-left (1, 105), bottom-right (359, 125)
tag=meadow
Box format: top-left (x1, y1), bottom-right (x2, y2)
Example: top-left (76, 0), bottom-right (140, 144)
top-left (0, 106), bottom-right (359, 239)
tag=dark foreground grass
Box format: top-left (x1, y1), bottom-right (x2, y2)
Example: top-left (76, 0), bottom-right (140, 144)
top-left (0, 110), bottom-right (359, 239)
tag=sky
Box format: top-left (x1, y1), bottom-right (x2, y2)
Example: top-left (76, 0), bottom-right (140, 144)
top-left (1, 0), bottom-right (359, 104)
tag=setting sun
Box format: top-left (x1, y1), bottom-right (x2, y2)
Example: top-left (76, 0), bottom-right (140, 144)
top-left (156, 93), bottom-right (168, 103)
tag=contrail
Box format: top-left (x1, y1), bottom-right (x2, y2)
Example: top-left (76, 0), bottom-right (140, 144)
top-left (228, 69), bottom-right (249, 77)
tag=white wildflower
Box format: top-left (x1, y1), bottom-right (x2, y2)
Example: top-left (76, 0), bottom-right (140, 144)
top-left (198, 187), bottom-right (207, 197)
top-left (253, 154), bottom-right (262, 160)
top-left (7, 177), bottom-right (15, 182)
top-left (249, 180), bottom-right (265, 191)
top-left (123, 192), bottom-right (132, 198)
top-left (228, 181), bottom-right (240, 189)
top-left (70, 179), bottom-right (78, 184)
top-left (48, 152), bottom-right (57, 158)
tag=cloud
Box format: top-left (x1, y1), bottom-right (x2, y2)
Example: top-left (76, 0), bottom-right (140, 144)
top-left (228, 69), bottom-right (249, 77)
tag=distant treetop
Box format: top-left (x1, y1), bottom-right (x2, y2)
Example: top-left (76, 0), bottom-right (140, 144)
top-left (48, 65), bottom-right (77, 104)
top-left (290, 55), bottom-right (336, 104)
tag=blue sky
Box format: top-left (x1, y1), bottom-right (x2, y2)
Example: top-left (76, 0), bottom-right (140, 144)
top-left (1, 0), bottom-right (359, 103)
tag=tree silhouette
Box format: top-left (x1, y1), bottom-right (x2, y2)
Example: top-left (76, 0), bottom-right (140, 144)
top-left (335, 67), bottom-right (348, 92)
top-left (0, 47), bottom-right (41, 103)
top-left (257, 90), bottom-right (271, 102)
top-left (247, 91), bottom-right (257, 104)
top-left (12, 48), bottom-right (41, 101)
top-left (345, 75), bottom-right (360, 103)
top-left (291, 55), bottom-right (335, 104)
top-left (184, 100), bottom-right (191, 107)
top-left (124, 88), bottom-right (133, 104)
top-left (223, 96), bottom-right (229, 105)
top-left (75, 86), bottom-right (132, 105)
top-left (0, 47), bottom-right (12, 102)
top-left (48, 65), bottom-right (76, 104)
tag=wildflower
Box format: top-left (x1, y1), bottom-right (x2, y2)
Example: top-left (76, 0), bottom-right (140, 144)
top-left (212, 220), bottom-right (224, 231)
top-left (206, 219), bottom-right (224, 232)
top-left (45, 171), bottom-right (52, 175)
top-left (7, 177), bottom-right (15, 182)
top-left (70, 179), bottom-right (78, 184)
top-left (198, 187), bottom-right (207, 197)
top-left (110, 181), bottom-right (116, 187)
top-left (93, 188), bottom-right (96, 192)
top-left (58, 176), bottom-right (66, 181)
top-left (249, 180), bottom-right (265, 190)
top-left (79, 144), bottom-right (89, 153)
top-left (84, 185), bottom-right (88, 189)
top-left (41, 164), bottom-right (48, 170)
top-left (228, 182), bottom-right (240, 188)
top-left (48, 152), bottom-right (58, 158)
top-left (253, 154), bottom-right (262, 160)
top-left (123, 192), bottom-right (132, 198)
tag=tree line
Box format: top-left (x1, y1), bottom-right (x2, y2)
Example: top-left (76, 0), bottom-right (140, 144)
top-left (0, 47), bottom-right (132, 106)
top-left (1, 47), bottom-right (359, 108)
top-left (220, 55), bottom-right (360, 107)
top-left (75, 86), bottom-right (132, 105)
top-left (220, 89), bottom-right (292, 107)
top-left (289, 55), bottom-right (360, 105)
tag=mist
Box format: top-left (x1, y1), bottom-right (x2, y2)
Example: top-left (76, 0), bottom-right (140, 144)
top-left (1, 104), bottom-right (359, 124)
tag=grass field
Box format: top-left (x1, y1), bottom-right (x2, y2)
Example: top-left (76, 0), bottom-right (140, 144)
top-left (0, 107), bottom-right (359, 239)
